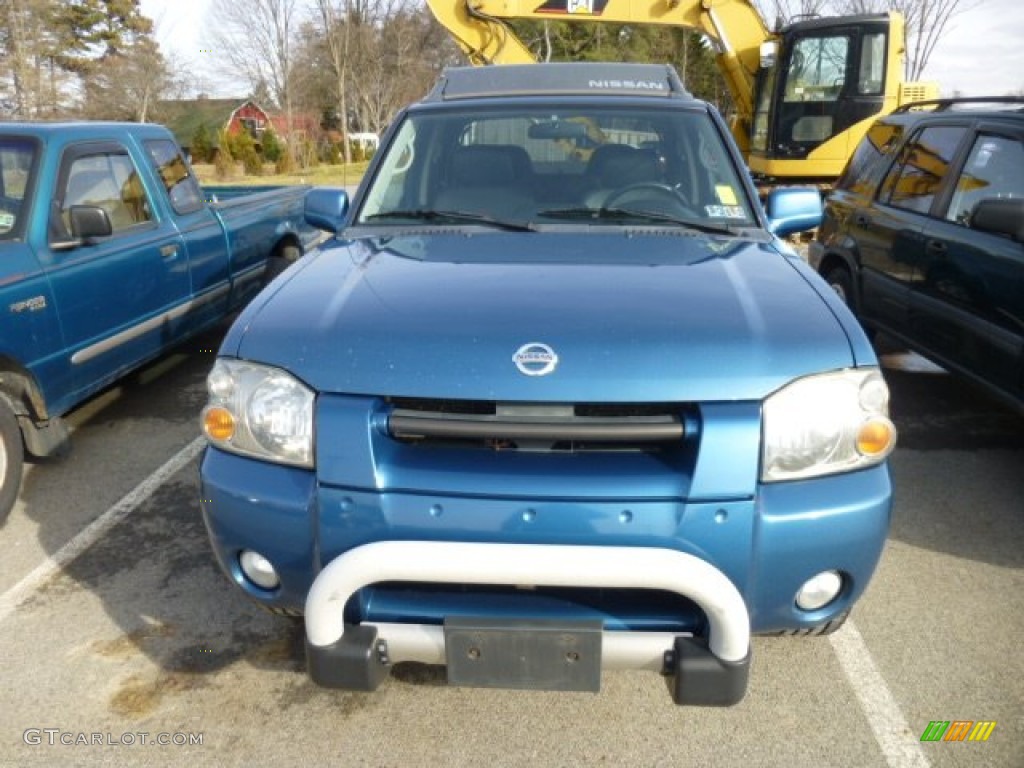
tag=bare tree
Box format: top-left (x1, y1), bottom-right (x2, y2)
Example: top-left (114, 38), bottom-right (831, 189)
top-left (350, 1), bottom-right (456, 134)
top-left (299, 0), bottom-right (456, 157)
top-left (81, 37), bottom-right (170, 121)
top-left (312, 0), bottom-right (356, 163)
top-left (1, 0), bottom-right (69, 118)
top-left (205, 0), bottom-right (301, 153)
top-left (2, 0), bottom-right (35, 116)
top-left (754, 0), bottom-right (833, 28)
top-left (831, 0), bottom-right (983, 80)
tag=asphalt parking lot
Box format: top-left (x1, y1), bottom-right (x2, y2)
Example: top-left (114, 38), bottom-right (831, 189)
top-left (1, 327), bottom-right (1021, 768)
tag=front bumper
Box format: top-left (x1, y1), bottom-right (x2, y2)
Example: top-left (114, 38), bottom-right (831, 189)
top-left (304, 540), bottom-right (751, 706)
top-left (200, 446), bottom-right (891, 705)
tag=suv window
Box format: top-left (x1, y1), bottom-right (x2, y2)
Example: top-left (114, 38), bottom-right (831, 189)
top-left (945, 133), bottom-right (1024, 225)
top-left (835, 121), bottom-right (903, 195)
top-left (878, 125), bottom-right (966, 214)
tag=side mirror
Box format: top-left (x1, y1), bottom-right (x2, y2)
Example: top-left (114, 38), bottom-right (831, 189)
top-left (304, 188), bottom-right (349, 234)
top-left (764, 188), bottom-right (823, 238)
top-left (68, 205), bottom-right (113, 240)
top-left (972, 198), bottom-right (1024, 242)
top-left (51, 204), bottom-right (112, 250)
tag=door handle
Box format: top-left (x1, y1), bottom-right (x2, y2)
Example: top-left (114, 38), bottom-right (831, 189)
top-left (925, 240), bottom-right (947, 258)
top-left (160, 244), bottom-right (179, 259)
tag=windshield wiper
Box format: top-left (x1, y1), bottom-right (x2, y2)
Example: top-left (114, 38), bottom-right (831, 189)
top-left (537, 206), bottom-right (741, 236)
top-left (363, 209), bottom-right (537, 232)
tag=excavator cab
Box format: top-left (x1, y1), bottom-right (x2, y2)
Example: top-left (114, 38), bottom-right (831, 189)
top-left (748, 14), bottom-right (925, 184)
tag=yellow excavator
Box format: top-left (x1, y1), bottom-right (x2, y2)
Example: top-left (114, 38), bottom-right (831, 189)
top-left (426, 0), bottom-right (938, 186)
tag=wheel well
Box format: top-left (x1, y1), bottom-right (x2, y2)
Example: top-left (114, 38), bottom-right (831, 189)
top-left (0, 357), bottom-right (47, 421)
top-left (818, 252), bottom-right (859, 305)
top-left (818, 252), bottom-right (852, 280)
top-left (0, 358), bottom-right (65, 458)
top-left (273, 234), bottom-right (302, 260)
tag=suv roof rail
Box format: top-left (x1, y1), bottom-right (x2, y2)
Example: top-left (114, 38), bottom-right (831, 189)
top-left (426, 62), bottom-right (691, 102)
top-left (893, 96), bottom-right (1024, 114)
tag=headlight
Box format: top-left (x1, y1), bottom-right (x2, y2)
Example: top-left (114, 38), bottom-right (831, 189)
top-left (762, 368), bottom-right (895, 482)
top-left (201, 359), bottom-right (315, 467)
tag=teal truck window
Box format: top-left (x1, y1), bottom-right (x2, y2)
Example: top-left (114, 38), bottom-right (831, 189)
top-left (60, 152), bottom-right (153, 233)
top-left (0, 138), bottom-right (36, 238)
top-left (145, 139), bottom-right (204, 215)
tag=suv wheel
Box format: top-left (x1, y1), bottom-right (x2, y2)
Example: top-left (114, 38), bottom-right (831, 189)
top-left (823, 265), bottom-right (855, 310)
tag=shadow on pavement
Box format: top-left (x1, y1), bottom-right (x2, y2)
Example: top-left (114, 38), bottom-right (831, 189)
top-left (880, 345), bottom-right (1024, 570)
top-left (13, 326), bottom-right (343, 719)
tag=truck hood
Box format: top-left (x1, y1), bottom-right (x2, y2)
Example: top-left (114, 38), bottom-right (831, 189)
top-left (232, 232), bottom-right (853, 402)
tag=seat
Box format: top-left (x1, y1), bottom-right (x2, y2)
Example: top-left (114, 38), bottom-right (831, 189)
top-left (435, 145), bottom-right (535, 219)
top-left (446, 145), bottom-right (534, 189)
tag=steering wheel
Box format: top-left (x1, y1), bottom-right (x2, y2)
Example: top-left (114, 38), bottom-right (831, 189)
top-left (602, 182), bottom-right (693, 215)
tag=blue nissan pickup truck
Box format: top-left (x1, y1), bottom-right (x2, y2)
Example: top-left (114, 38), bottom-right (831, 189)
top-left (199, 64), bottom-right (897, 706)
top-left (0, 121), bottom-right (317, 518)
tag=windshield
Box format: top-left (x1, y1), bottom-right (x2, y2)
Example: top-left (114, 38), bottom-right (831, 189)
top-left (0, 138), bottom-right (37, 240)
top-left (357, 105), bottom-right (756, 231)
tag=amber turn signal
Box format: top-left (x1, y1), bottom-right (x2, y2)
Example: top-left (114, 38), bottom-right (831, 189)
top-left (856, 417), bottom-right (895, 457)
top-left (203, 406), bottom-right (236, 442)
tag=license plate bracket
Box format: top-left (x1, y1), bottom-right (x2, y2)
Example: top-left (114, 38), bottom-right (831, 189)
top-left (444, 617), bottom-right (602, 692)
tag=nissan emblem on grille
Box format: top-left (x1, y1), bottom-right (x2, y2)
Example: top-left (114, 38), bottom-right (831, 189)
top-left (513, 342), bottom-right (558, 376)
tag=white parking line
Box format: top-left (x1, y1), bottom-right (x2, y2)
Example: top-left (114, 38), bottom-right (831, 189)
top-left (0, 436), bottom-right (205, 626)
top-left (831, 619), bottom-right (931, 768)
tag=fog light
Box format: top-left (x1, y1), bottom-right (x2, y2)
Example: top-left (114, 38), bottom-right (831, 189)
top-left (239, 550), bottom-right (280, 590)
top-left (796, 570), bottom-right (842, 611)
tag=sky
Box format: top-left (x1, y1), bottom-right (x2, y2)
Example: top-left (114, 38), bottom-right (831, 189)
top-left (139, 0), bottom-right (1024, 98)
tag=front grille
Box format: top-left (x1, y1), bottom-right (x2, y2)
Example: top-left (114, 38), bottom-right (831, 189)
top-left (385, 398), bottom-right (690, 453)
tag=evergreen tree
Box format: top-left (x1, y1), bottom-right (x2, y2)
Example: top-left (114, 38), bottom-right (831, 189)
top-left (191, 124), bottom-right (214, 164)
top-left (261, 127), bottom-right (283, 163)
top-left (52, 0), bottom-right (156, 75)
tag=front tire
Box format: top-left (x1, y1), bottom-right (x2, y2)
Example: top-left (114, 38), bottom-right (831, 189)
top-left (0, 399), bottom-right (24, 521)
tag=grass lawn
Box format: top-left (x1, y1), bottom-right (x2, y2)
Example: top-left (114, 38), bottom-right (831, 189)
top-left (192, 162), bottom-right (369, 189)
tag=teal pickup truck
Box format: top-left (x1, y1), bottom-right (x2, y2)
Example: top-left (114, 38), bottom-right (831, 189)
top-left (0, 121), bottom-right (318, 519)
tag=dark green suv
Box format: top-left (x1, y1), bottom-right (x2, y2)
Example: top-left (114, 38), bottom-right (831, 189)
top-left (810, 98), bottom-right (1024, 413)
